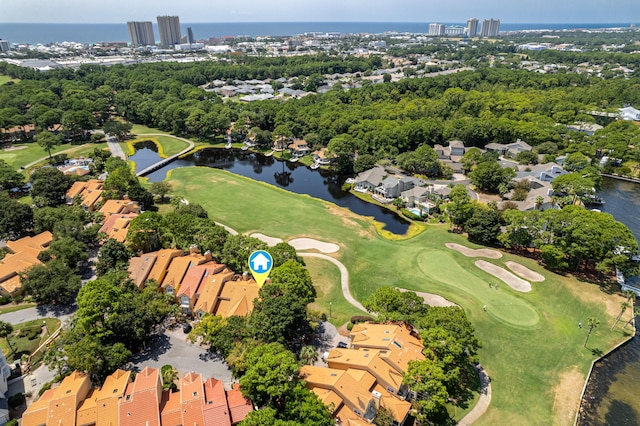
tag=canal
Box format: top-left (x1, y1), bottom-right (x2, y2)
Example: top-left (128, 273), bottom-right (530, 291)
top-left (577, 177), bottom-right (640, 426)
top-left (130, 145), bottom-right (410, 235)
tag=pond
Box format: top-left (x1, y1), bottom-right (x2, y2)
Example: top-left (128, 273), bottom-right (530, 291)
top-left (129, 144), bottom-right (411, 235)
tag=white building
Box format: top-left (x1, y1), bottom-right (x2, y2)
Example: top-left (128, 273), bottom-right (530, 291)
top-left (480, 19), bottom-right (501, 37)
top-left (428, 23), bottom-right (445, 36)
top-left (466, 18), bottom-right (479, 37)
top-left (157, 15), bottom-right (181, 47)
top-left (127, 21), bottom-right (155, 46)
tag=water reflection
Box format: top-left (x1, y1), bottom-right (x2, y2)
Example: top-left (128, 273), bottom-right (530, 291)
top-left (133, 145), bottom-right (410, 234)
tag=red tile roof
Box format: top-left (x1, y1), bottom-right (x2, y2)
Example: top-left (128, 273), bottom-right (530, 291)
top-left (203, 378), bottom-right (232, 426)
top-left (226, 384), bottom-right (253, 424)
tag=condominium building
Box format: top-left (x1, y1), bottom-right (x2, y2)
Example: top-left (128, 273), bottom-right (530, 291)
top-left (466, 18), bottom-right (479, 37)
top-left (480, 19), bottom-right (501, 37)
top-left (127, 21), bottom-right (155, 46)
top-left (157, 15), bottom-right (181, 47)
top-left (428, 23), bottom-right (445, 36)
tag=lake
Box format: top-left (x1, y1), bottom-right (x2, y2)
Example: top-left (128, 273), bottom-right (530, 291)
top-left (577, 177), bottom-right (640, 425)
top-left (130, 145), bottom-right (410, 234)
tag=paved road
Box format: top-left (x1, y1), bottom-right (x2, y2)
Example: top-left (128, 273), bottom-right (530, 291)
top-left (299, 252), bottom-right (367, 313)
top-left (106, 138), bottom-right (127, 160)
top-left (0, 304), bottom-right (75, 326)
top-left (127, 327), bottom-right (234, 388)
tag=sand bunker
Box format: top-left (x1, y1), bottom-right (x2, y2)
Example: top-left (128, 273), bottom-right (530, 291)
top-left (250, 233), bottom-right (283, 246)
top-left (505, 261), bottom-right (545, 282)
top-left (446, 243), bottom-right (502, 259)
top-left (398, 288), bottom-right (457, 307)
top-left (475, 260), bottom-right (532, 292)
top-left (289, 238), bottom-right (340, 254)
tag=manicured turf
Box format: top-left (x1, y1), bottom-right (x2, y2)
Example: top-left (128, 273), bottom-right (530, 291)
top-left (0, 318), bottom-right (61, 364)
top-left (305, 256), bottom-right (354, 327)
top-left (127, 135), bottom-right (191, 158)
top-left (0, 142), bottom-right (107, 170)
top-left (0, 75), bottom-right (19, 85)
top-left (166, 166), bottom-right (629, 425)
top-left (0, 303), bottom-right (36, 315)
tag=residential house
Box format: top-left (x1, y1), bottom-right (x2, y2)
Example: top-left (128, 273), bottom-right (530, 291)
top-left (288, 139), bottom-right (311, 158)
top-left (23, 371), bottom-right (91, 426)
top-left (65, 179), bottom-right (104, 210)
top-left (160, 250), bottom-right (211, 296)
top-left (449, 140), bottom-right (466, 159)
top-left (619, 106), bottom-right (640, 121)
top-left (203, 378), bottom-right (232, 426)
top-left (515, 162), bottom-right (567, 182)
top-left (226, 384), bottom-right (253, 425)
top-left (565, 122), bottom-right (603, 136)
top-left (23, 369), bottom-right (252, 426)
top-left (502, 177), bottom-right (555, 212)
top-left (127, 252), bottom-right (158, 288)
top-left (0, 231), bottom-right (53, 297)
top-left (99, 199), bottom-right (141, 218)
top-left (485, 139), bottom-right (532, 158)
top-left (118, 366), bottom-right (162, 426)
top-left (400, 186), bottom-right (434, 212)
top-left (313, 148), bottom-right (335, 165)
top-left (273, 136), bottom-right (290, 151)
top-left (354, 166), bottom-right (386, 192)
top-left (98, 212), bottom-right (138, 243)
top-left (176, 263), bottom-right (226, 315)
top-left (193, 270), bottom-right (235, 318)
top-left (0, 349), bottom-right (10, 425)
top-left (94, 369), bottom-right (131, 426)
top-left (374, 176), bottom-right (415, 200)
top-left (180, 372), bottom-right (206, 426)
top-left (146, 249), bottom-right (183, 287)
top-left (300, 366), bottom-right (411, 425)
top-left (215, 276), bottom-right (261, 318)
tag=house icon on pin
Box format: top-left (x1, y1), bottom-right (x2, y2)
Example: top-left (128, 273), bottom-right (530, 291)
top-left (250, 251), bottom-right (272, 273)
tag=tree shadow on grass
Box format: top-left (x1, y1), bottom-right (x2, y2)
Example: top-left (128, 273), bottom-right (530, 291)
top-left (590, 348), bottom-right (604, 357)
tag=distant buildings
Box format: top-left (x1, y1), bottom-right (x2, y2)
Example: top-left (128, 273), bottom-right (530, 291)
top-left (127, 21), bottom-right (155, 46)
top-left (157, 15), bottom-right (181, 47)
top-left (480, 19), bottom-right (501, 37)
top-left (185, 27), bottom-right (195, 44)
top-left (428, 23), bottom-right (445, 36)
top-left (0, 39), bottom-right (10, 52)
top-left (466, 18), bottom-right (479, 37)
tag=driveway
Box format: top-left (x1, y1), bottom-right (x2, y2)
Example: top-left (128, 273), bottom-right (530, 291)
top-left (127, 327), bottom-right (234, 388)
top-left (0, 304), bottom-right (76, 326)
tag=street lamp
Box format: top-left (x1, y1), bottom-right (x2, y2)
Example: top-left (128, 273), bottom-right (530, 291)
top-left (329, 302), bottom-right (332, 320)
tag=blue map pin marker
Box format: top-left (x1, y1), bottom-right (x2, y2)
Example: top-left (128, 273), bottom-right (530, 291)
top-left (248, 250), bottom-right (273, 287)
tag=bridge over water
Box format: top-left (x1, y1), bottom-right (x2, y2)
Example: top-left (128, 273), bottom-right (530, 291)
top-left (134, 134), bottom-right (195, 177)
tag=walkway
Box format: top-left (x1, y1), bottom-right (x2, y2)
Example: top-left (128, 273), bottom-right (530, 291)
top-left (458, 365), bottom-right (492, 425)
top-left (299, 252), bottom-right (367, 313)
top-left (134, 133), bottom-right (195, 177)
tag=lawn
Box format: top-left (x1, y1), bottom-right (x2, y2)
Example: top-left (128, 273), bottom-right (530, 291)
top-left (127, 135), bottom-right (191, 158)
top-left (0, 303), bottom-right (36, 315)
top-left (0, 75), bottom-right (19, 85)
top-left (166, 166), bottom-right (629, 425)
top-left (0, 142), bottom-right (107, 170)
top-left (0, 318), bottom-right (61, 365)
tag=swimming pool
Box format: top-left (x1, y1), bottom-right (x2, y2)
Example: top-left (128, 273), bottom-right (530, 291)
top-left (407, 207), bottom-right (424, 217)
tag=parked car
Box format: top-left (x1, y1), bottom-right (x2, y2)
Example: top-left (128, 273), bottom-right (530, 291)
top-left (337, 341), bottom-right (348, 349)
top-left (182, 323), bottom-right (192, 334)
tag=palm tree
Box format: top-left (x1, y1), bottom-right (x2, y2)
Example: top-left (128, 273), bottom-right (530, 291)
top-left (161, 365), bottom-right (178, 390)
top-left (0, 321), bottom-right (14, 354)
top-left (393, 198), bottom-right (404, 211)
top-left (623, 307), bottom-right (640, 329)
top-left (612, 301), bottom-right (630, 330)
top-left (623, 289), bottom-right (636, 303)
top-left (584, 317), bottom-right (600, 348)
top-left (535, 196), bottom-right (544, 210)
top-left (299, 345), bottom-right (319, 365)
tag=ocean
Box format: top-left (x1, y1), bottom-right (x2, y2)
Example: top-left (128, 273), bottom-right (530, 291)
top-left (0, 22), bottom-right (635, 45)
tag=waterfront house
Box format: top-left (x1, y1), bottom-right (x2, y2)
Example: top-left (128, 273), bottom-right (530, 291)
top-left (288, 139), bottom-right (311, 158)
top-left (354, 166), bottom-right (386, 192)
top-left (313, 148), bottom-right (335, 165)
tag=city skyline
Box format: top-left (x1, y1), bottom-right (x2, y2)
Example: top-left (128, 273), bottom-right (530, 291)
top-left (1, 0), bottom-right (638, 24)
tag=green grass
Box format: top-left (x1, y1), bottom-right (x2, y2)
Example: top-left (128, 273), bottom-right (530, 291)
top-left (127, 135), bottom-right (191, 158)
top-left (0, 318), bottom-right (61, 364)
top-left (0, 75), bottom-right (20, 85)
top-left (166, 166), bottom-right (629, 425)
top-left (0, 303), bottom-right (36, 315)
top-left (0, 142), bottom-right (107, 170)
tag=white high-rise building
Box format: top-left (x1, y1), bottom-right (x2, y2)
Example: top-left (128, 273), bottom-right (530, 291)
top-left (480, 19), bottom-right (501, 37)
top-left (466, 18), bottom-right (479, 37)
top-left (157, 15), bottom-right (181, 47)
top-left (428, 23), bottom-right (445, 36)
top-left (127, 21), bottom-right (155, 46)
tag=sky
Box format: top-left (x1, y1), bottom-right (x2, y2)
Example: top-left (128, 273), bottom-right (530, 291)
top-left (1, 0), bottom-right (639, 24)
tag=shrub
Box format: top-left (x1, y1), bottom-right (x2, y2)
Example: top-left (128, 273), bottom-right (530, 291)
top-left (5, 419), bottom-right (18, 426)
top-left (0, 295), bottom-right (11, 305)
top-left (401, 209), bottom-right (422, 221)
top-left (8, 393), bottom-right (25, 408)
top-left (346, 322), bottom-right (354, 331)
top-left (341, 182), bottom-right (353, 191)
top-left (350, 315), bottom-right (374, 324)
